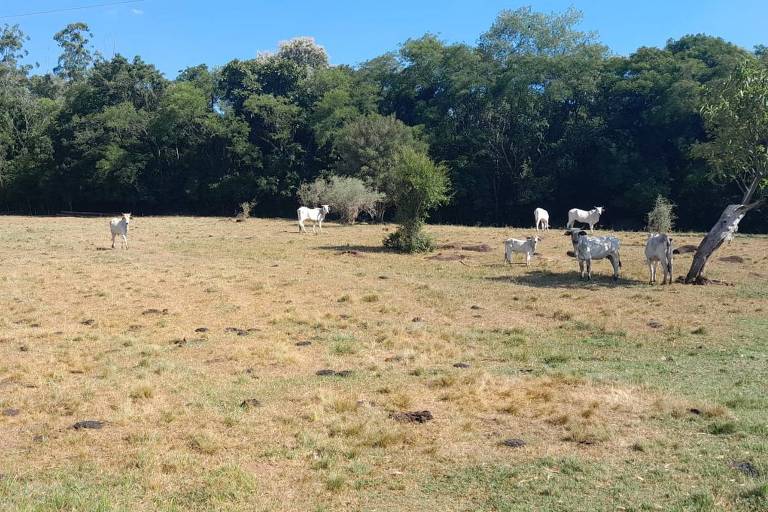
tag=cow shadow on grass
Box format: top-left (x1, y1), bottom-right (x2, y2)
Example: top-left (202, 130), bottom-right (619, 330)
top-left (486, 270), bottom-right (645, 289)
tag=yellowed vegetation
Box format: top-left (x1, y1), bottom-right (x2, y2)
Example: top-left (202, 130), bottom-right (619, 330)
top-left (0, 216), bottom-right (766, 511)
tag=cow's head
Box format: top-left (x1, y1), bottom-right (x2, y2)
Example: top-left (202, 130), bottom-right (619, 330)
top-left (594, 206), bottom-right (605, 215)
top-left (321, 205), bottom-right (330, 214)
top-left (122, 213), bottom-right (131, 223)
top-left (564, 229), bottom-right (585, 245)
top-left (527, 235), bottom-right (541, 250)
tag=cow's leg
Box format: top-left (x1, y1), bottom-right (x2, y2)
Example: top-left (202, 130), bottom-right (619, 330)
top-left (298, 219), bottom-right (305, 233)
top-left (608, 255), bottom-right (619, 282)
top-left (122, 234), bottom-right (128, 249)
top-left (665, 260), bottom-right (673, 284)
top-left (586, 259), bottom-right (592, 280)
top-left (579, 260), bottom-right (585, 279)
top-left (648, 260), bottom-right (655, 284)
top-left (318, 219), bottom-right (323, 233)
top-left (111, 232), bottom-right (116, 249)
top-left (525, 252), bottom-right (530, 267)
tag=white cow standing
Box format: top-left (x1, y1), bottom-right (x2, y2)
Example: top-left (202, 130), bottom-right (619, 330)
top-left (645, 233), bottom-right (674, 285)
top-left (565, 228), bottom-right (621, 281)
top-left (504, 236), bottom-right (540, 267)
top-left (110, 213), bottom-right (131, 249)
top-left (298, 205), bottom-right (330, 233)
top-left (567, 206), bottom-right (605, 231)
top-left (534, 208), bottom-right (549, 231)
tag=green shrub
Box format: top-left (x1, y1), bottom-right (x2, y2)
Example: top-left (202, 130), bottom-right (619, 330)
top-left (383, 221), bottom-right (435, 253)
top-left (237, 200), bottom-right (256, 219)
top-left (383, 149), bottom-right (450, 253)
top-left (646, 195), bottom-right (676, 233)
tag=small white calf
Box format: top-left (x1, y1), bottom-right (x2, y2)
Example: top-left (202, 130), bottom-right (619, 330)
top-left (645, 233), bottom-right (674, 284)
top-left (110, 213), bottom-right (131, 249)
top-left (565, 229), bottom-right (621, 281)
top-left (534, 208), bottom-right (549, 231)
top-left (298, 205), bottom-right (330, 233)
top-left (567, 206), bottom-right (604, 231)
top-left (504, 236), bottom-right (540, 267)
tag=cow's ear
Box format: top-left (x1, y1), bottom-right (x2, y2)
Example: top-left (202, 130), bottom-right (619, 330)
top-left (563, 231), bottom-right (571, 236)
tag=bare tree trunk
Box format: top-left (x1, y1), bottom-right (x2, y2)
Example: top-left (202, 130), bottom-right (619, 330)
top-left (684, 177), bottom-right (764, 283)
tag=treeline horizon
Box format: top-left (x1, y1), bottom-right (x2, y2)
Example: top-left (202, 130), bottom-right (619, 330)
top-left (1, 7), bottom-right (767, 231)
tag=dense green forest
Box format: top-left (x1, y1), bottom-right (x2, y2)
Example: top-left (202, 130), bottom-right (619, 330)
top-left (1, 7), bottom-right (766, 230)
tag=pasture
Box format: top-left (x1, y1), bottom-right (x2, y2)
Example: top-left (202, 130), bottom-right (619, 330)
top-left (0, 216), bottom-right (766, 511)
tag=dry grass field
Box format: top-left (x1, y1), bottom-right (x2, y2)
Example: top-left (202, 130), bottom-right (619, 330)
top-left (0, 216), bottom-right (766, 511)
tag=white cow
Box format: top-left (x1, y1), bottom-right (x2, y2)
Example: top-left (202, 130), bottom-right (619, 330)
top-left (645, 233), bottom-right (674, 285)
top-left (565, 229), bottom-right (621, 281)
top-left (504, 236), bottom-right (540, 267)
top-left (298, 205), bottom-right (330, 233)
top-left (534, 208), bottom-right (549, 231)
top-left (567, 206), bottom-right (604, 231)
top-left (110, 213), bottom-right (131, 249)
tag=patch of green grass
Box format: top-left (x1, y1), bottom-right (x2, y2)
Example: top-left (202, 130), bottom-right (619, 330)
top-left (162, 466), bottom-right (257, 511)
top-left (542, 354), bottom-right (569, 365)
top-left (324, 473), bottom-right (345, 492)
top-left (0, 467), bottom-right (140, 512)
top-left (735, 483), bottom-right (768, 511)
top-left (707, 421), bottom-right (738, 436)
top-left (329, 333), bottom-right (358, 355)
top-left (682, 490), bottom-right (716, 511)
top-left (579, 335), bottom-right (621, 348)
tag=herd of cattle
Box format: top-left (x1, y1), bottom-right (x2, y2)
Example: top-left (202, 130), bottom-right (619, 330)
top-left (504, 206), bottom-right (675, 284)
top-left (107, 204), bottom-right (677, 284)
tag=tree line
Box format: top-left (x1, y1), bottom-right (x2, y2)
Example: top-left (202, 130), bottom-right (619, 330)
top-left (0, 7), bottom-right (766, 232)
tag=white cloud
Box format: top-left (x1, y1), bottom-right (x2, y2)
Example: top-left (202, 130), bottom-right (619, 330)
top-left (131, 8), bottom-right (144, 15)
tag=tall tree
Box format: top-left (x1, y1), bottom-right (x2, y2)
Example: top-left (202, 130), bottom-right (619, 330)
top-left (54, 22), bottom-right (96, 81)
top-left (685, 59), bottom-right (768, 282)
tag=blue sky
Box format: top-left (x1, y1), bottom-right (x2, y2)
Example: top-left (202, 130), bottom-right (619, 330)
top-left (3, 0), bottom-right (767, 78)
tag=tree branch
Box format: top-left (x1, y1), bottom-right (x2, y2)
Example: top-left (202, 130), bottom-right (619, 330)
top-left (741, 174), bottom-right (762, 204)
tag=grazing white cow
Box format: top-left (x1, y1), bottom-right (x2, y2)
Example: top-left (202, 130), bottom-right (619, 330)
top-left (645, 233), bottom-right (674, 284)
top-left (504, 236), bottom-right (540, 267)
top-left (110, 213), bottom-right (131, 249)
top-left (298, 205), bottom-right (330, 233)
top-left (567, 206), bottom-right (604, 231)
top-left (564, 229), bottom-right (621, 281)
top-left (534, 208), bottom-right (549, 231)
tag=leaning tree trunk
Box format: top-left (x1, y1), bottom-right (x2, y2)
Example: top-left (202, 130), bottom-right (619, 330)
top-left (684, 178), bottom-right (764, 283)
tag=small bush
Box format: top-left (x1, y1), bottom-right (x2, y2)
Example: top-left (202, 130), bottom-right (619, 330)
top-left (383, 222), bottom-right (435, 253)
top-left (646, 195), bottom-right (676, 233)
top-left (237, 200), bottom-right (256, 219)
top-left (298, 175), bottom-right (385, 223)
